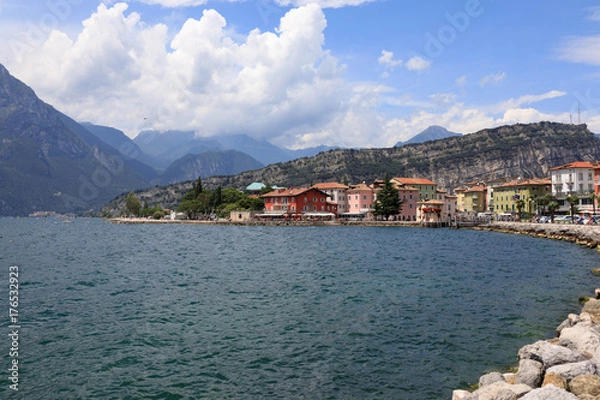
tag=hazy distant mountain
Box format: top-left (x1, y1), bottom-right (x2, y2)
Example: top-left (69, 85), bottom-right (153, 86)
top-left (134, 130), bottom-right (336, 167)
top-left (81, 123), bottom-right (162, 173)
top-left (152, 150), bottom-right (264, 186)
top-left (0, 64), bottom-right (152, 216)
top-left (396, 125), bottom-right (462, 146)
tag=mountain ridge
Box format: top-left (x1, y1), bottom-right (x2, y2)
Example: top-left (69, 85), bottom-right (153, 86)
top-left (0, 64), bottom-right (152, 216)
top-left (101, 121), bottom-right (599, 214)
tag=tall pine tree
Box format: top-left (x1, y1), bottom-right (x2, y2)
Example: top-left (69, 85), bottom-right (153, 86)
top-left (373, 174), bottom-right (401, 219)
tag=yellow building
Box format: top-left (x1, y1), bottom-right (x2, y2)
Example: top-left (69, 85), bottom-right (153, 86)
top-left (454, 184), bottom-right (487, 214)
top-left (493, 178), bottom-right (551, 215)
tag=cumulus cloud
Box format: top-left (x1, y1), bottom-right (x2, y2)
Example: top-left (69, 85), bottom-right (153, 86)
top-left (0, 2), bottom-right (591, 150)
top-left (379, 51), bottom-right (430, 74)
top-left (4, 2), bottom-right (352, 148)
top-left (479, 72), bottom-right (506, 87)
top-left (378, 50), bottom-right (402, 69)
top-left (405, 56), bottom-right (430, 71)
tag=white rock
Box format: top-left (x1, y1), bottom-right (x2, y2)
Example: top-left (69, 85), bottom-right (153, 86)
top-left (559, 323), bottom-right (600, 361)
top-left (546, 360), bottom-right (597, 381)
top-left (520, 385), bottom-right (578, 399)
top-left (452, 389), bottom-right (471, 400)
top-left (518, 340), bottom-right (588, 368)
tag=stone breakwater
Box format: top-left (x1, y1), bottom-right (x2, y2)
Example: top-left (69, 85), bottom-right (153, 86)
top-left (453, 222), bottom-right (600, 400)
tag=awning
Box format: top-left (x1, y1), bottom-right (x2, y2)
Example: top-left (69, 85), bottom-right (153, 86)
top-left (303, 213), bottom-right (336, 217)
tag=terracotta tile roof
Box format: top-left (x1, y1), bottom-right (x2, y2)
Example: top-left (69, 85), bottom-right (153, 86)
top-left (495, 178), bottom-right (551, 188)
top-left (393, 177), bottom-right (437, 186)
top-left (550, 161), bottom-right (600, 171)
top-left (348, 183), bottom-right (373, 191)
top-left (260, 187), bottom-right (328, 198)
top-left (311, 182), bottom-right (349, 190)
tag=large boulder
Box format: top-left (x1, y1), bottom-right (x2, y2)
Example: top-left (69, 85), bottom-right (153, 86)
top-left (467, 381), bottom-right (531, 400)
top-left (546, 360), bottom-right (597, 381)
top-left (520, 385), bottom-right (578, 399)
top-left (479, 371), bottom-right (504, 387)
top-left (541, 372), bottom-right (567, 389)
top-left (559, 323), bottom-right (600, 361)
top-left (569, 374), bottom-right (600, 397)
top-left (517, 340), bottom-right (588, 368)
top-left (583, 299), bottom-right (600, 322)
top-left (516, 359), bottom-right (543, 387)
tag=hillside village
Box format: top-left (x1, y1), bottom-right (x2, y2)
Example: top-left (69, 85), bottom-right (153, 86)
top-left (224, 161), bottom-right (600, 224)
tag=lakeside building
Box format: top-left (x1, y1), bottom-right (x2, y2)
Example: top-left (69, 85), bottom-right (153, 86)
top-left (454, 183), bottom-right (487, 214)
top-left (392, 177), bottom-right (437, 201)
top-left (311, 182), bottom-right (350, 214)
top-left (372, 179), bottom-right (419, 221)
top-left (344, 183), bottom-right (375, 219)
top-left (260, 187), bottom-right (337, 219)
top-left (550, 161), bottom-right (600, 215)
top-left (493, 178), bottom-right (551, 215)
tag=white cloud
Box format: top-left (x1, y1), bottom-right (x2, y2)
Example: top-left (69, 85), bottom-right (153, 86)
top-left (378, 50), bottom-right (402, 69)
top-left (455, 75), bottom-right (467, 86)
top-left (379, 52), bottom-right (430, 73)
top-left (588, 6), bottom-right (600, 22)
top-left (405, 55), bottom-right (430, 71)
top-left (492, 90), bottom-right (567, 113)
top-left (0, 3), bottom-right (593, 150)
top-left (479, 72), bottom-right (506, 87)
top-left (558, 35), bottom-right (600, 66)
top-left (4, 2), bottom-right (352, 147)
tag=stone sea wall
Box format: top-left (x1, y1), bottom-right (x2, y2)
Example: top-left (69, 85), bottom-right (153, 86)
top-left (453, 222), bottom-right (600, 400)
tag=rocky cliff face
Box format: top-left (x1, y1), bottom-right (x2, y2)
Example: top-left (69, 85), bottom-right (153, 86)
top-left (203, 121), bottom-right (599, 190)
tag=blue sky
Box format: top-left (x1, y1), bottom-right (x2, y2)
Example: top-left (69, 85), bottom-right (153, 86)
top-left (0, 0), bottom-right (599, 149)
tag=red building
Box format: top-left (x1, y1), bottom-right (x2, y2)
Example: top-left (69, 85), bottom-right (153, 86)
top-left (260, 187), bottom-right (338, 219)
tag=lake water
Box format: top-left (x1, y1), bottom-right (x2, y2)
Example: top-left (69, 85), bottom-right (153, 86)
top-left (1, 218), bottom-right (599, 399)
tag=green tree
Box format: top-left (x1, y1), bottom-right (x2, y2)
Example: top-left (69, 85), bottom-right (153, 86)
top-left (515, 199), bottom-right (526, 221)
top-left (125, 192), bottom-right (141, 217)
top-left (565, 194), bottom-right (579, 224)
top-left (372, 174), bottom-right (401, 219)
top-left (536, 194), bottom-right (551, 215)
top-left (211, 186), bottom-right (223, 209)
top-left (548, 201), bottom-right (560, 223)
top-left (194, 176), bottom-right (203, 197)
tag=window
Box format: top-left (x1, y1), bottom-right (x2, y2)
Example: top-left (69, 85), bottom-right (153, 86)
top-left (303, 206), bottom-right (308, 211)
top-left (313, 197), bottom-right (317, 202)
top-left (313, 206), bottom-right (317, 211)
top-left (321, 198), bottom-right (325, 202)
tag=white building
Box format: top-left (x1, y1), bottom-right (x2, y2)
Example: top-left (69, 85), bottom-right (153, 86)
top-left (550, 161), bottom-right (600, 214)
top-left (311, 182), bottom-right (350, 214)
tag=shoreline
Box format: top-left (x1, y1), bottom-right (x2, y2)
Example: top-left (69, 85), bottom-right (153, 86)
top-left (453, 222), bottom-right (600, 399)
top-left (107, 217), bottom-right (424, 227)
